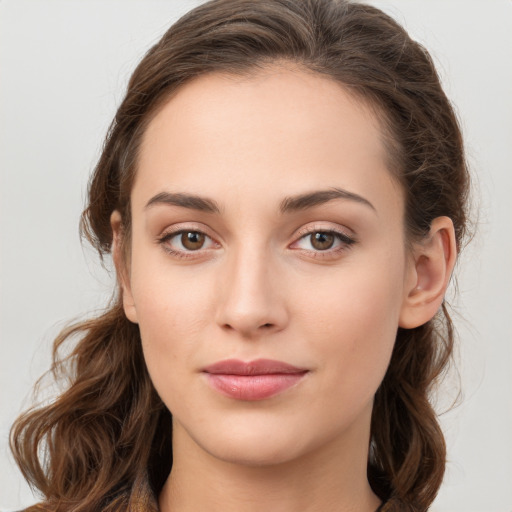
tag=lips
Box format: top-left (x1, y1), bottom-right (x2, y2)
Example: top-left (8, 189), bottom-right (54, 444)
top-left (202, 358), bottom-right (309, 401)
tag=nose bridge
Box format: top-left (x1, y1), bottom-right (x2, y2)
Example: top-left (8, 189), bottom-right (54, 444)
top-left (215, 239), bottom-right (287, 336)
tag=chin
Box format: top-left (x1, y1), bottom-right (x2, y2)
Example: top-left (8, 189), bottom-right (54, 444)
top-left (205, 434), bottom-right (307, 468)
top-left (184, 415), bottom-right (313, 468)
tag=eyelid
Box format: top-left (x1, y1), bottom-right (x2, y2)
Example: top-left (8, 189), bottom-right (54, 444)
top-left (156, 222), bottom-right (356, 260)
top-left (289, 223), bottom-right (357, 257)
top-left (157, 223), bottom-right (221, 258)
top-left (294, 223), bottom-right (355, 241)
top-left (157, 222), bottom-right (218, 241)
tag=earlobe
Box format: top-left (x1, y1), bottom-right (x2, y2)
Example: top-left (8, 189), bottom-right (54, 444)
top-left (399, 216), bottom-right (457, 329)
top-left (110, 210), bottom-right (138, 324)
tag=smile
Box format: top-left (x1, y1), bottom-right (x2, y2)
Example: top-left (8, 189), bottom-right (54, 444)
top-left (202, 359), bottom-right (309, 401)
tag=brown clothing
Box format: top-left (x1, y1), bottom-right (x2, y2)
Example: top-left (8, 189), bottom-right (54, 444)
top-left (20, 472), bottom-right (158, 512)
top-left (21, 472), bottom-right (384, 511)
top-left (125, 472), bottom-right (160, 511)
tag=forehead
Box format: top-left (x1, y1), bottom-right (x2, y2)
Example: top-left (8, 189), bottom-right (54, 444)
top-left (133, 65), bottom-right (402, 217)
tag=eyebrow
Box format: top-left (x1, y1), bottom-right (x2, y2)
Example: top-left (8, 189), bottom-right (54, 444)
top-left (145, 192), bottom-right (221, 213)
top-left (144, 187), bottom-right (375, 215)
top-left (279, 187), bottom-right (376, 214)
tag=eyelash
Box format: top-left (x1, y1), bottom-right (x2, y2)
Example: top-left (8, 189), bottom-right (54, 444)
top-left (292, 226), bottom-right (356, 259)
top-left (157, 226), bottom-right (356, 260)
top-left (157, 228), bottom-right (218, 260)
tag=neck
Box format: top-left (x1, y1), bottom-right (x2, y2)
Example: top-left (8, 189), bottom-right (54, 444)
top-left (159, 414), bottom-right (381, 512)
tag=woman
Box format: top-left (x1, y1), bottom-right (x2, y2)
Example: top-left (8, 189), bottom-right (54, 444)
top-left (10, 0), bottom-right (470, 511)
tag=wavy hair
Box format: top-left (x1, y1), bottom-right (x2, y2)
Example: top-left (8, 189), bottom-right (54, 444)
top-left (10, 1), bottom-right (470, 510)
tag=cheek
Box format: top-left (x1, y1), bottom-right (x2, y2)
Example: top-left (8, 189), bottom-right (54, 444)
top-left (128, 255), bottom-right (216, 393)
top-left (295, 256), bottom-right (405, 396)
top-left (130, 236), bottom-right (214, 328)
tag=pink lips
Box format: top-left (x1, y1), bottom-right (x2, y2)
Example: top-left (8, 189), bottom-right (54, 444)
top-left (202, 359), bottom-right (308, 401)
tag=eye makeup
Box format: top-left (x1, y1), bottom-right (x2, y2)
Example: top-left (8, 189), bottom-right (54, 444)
top-left (155, 222), bottom-right (357, 262)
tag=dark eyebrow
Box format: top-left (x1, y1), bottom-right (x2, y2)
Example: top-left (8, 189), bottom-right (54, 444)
top-left (145, 192), bottom-right (221, 214)
top-left (145, 188), bottom-right (375, 216)
top-left (279, 187), bottom-right (376, 214)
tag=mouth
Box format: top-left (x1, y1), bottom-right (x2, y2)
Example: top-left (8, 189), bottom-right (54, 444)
top-left (202, 358), bottom-right (309, 401)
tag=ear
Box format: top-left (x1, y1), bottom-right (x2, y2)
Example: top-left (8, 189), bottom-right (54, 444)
top-left (399, 216), bottom-right (457, 329)
top-left (110, 210), bottom-right (138, 324)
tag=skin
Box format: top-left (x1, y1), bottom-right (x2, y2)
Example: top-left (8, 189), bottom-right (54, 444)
top-left (111, 64), bottom-right (456, 512)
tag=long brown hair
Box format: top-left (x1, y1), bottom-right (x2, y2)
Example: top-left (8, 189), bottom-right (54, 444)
top-left (10, 1), bottom-right (470, 511)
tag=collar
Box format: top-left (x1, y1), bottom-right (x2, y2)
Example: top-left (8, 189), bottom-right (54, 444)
top-left (126, 471), bottom-right (160, 512)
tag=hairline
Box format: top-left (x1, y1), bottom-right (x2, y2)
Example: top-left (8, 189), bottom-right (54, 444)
top-left (117, 59), bottom-right (409, 260)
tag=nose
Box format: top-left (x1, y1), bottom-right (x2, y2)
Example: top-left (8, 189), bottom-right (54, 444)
top-left (215, 244), bottom-right (289, 338)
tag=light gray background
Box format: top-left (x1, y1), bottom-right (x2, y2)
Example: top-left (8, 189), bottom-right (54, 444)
top-left (1, 1), bottom-right (511, 510)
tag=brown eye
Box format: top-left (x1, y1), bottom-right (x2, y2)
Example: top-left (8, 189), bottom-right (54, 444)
top-left (181, 231), bottom-right (205, 250)
top-left (310, 232), bottom-right (335, 250)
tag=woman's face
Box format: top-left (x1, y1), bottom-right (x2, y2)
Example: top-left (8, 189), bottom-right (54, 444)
top-left (119, 66), bottom-right (417, 466)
